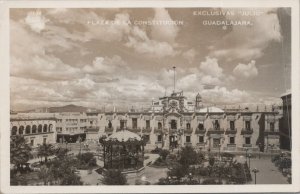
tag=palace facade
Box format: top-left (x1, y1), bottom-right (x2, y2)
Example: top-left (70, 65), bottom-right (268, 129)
top-left (10, 91), bottom-right (283, 153)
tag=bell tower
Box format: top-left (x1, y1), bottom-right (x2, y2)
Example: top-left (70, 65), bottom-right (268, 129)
top-left (195, 93), bottom-right (202, 109)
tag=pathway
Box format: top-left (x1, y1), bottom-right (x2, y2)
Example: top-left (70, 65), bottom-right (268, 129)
top-left (248, 158), bottom-right (288, 184)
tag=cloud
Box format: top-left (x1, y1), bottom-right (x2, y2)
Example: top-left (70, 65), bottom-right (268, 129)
top-left (177, 74), bottom-right (200, 92)
top-left (199, 57), bottom-right (223, 78)
top-left (209, 8), bottom-right (282, 61)
top-left (151, 8), bottom-right (179, 43)
top-left (233, 60), bottom-right (258, 79)
top-left (83, 55), bottom-right (128, 75)
top-left (25, 11), bottom-right (49, 33)
top-left (201, 86), bottom-right (250, 105)
top-left (85, 12), bottom-right (131, 42)
top-left (126, 26), bottom-right (178, 58)
top-left (183, 49), bottom-right (196, 64)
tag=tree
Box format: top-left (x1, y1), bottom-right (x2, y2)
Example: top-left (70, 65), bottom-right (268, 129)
top-left (45, 154), bottom-right (82, 185)
top-left (76, 152), bottom-right (97, 169)
top-left (55, 147), bottom-right (69, 159)
top-left (102, 169), bottom-right (127, 185)
top-left (168, 162), bottom-right (188, 180)
top-left (37, 143), bottom-right (55, 163)
top-left (179, 146), bottom-right (199, 167)
top-left (38, 165), bottom-right (53, 185)
top-left (10, 135), bottom-right (32, 170)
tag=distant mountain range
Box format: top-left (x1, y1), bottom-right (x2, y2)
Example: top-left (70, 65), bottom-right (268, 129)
top-left (15, 104), bottom-right (100, 113)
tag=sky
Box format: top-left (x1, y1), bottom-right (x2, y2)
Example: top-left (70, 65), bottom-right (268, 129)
top-left (10, 8), bottom-right (291, 111)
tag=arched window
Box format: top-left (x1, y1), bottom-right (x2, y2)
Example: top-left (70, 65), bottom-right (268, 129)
top-left (43, 124), bottom-right (48, 133)
top-left (198, 123), bottom-right (204, 130)
top-left (158, 122), bottom-right (162, 129)
top-left (11, 126), bottom-right (17, 135)
top-left (49, 124), bottom-right (53, 132)
top-left (25, 125), bottom-right (31, 134)
top-left (38, 124), bottom-right (43, 133)
top-left (32, 125), bottom-right (37, 133)
top-left (186, 123), bottom-right (191, 129)
top-left (108, 121), bottom-right (112, 128)
top-left (19, 126), bottom-right (24, 135)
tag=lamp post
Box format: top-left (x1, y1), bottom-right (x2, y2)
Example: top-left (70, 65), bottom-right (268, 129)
top-left (168, 176), bottom-right (171, 185)
top-left (188, 172), bottom-right (193, 182)
top-left (219, 143), bottom-right (221, 160)
top-left (248, 153), bottom-right (252, 169)
top-left (258, 143), bottom-right (261, 159)
top-left (69, 138), bottom-right (72, 151)
top-left (79, 136), bottom-right (82, 157)
top-left (252, 168), bottom-right (259, 184)
top-left (245, 148), bottom-right (248, 159)
top-left (218, 164), bottom-right (221, 184)
top-left (65, 140), bottom-right (68, 151)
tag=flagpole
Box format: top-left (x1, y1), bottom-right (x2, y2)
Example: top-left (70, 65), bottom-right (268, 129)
top-left (173, 66), bottom-right (176, 93)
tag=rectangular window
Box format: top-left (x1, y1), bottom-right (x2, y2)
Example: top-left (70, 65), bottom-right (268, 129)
top-left (30, 139), bottom-right (34, 146)
top-left (270, 122), bottom-right (275, 131)
top-left (43, 138), bottom-right (47, 144)
top-left (213, 138), bottom-right (220, 148)
top-left (120, 120), bottom-right (125, 129)
top-left (230, 121), bottom-right (235, 130)
top-left (214, 120), bottom-right (220, 130)
top-left (132, 118), bottom-right (138, 129)
top-left (186, 136), bottom-right (191, 143)
top-left (146, 120), bottom-right (150, 129)
top-left (157, 135), bottom-right (162, 142)
top-left (229, 137), bottom-right (235, 144)
top-left (245, 121), bottom-right (251, 130)
top-left (198, 136), bottom-right (204, 143)
top-left (245, 137), bottom-right (251, 144)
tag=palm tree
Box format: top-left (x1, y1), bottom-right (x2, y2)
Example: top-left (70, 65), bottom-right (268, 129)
top-left (10, 135), bottom-right (32, 170)
top-left (37, 143), bottom-right (55, 163)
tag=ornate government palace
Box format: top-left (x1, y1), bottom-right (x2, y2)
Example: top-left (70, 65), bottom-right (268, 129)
top-left (10, 90), bottom-right (283, 153)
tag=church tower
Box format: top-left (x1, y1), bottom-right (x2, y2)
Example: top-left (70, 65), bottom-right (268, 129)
top-left (195, 93), bottom-right (202, 109)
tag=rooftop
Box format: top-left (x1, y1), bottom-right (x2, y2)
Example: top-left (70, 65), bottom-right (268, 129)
top-left (105, 130), bottom-right (142, 142)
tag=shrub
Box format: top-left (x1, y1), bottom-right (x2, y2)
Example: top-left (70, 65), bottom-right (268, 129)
top-left (202, 178), bottom-right (219, 185)
top-left (271, 154), bottom-right (280, 163)
top-left (209, 156), bottom-right (215, 167)
top-left (151, 147), bottom-right (162, 154)
top-left (102, 169), bottom-right (127, 185)
top-left (159, 149), bottom-right (170, 161)
top-left (157, 178), bottom-right (168, 185)
top-left (95, 167), bottom-right (104, 175)
top-left (243, 162), bottom-right (252, 181)
top-left (197, 167), bottom-right (209, 176)
top-left (167, 163), bottom-right (188, 179)
top-left (279, 158), bottom-right (291, 170)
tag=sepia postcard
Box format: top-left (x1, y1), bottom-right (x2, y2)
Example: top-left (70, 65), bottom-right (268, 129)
top-left (0, 0), bottom-right (299, 193)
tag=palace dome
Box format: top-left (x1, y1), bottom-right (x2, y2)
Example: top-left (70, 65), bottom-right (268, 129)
top-left (199, 106), bottom-right (224, 113)
top-left (105, 130), bottom-right (142, 142)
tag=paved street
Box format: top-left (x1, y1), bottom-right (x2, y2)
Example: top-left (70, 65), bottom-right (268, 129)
top-left (237, 155), bottom-right (288, 184)
top-left (248, 157), bottom-right (288, 184)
